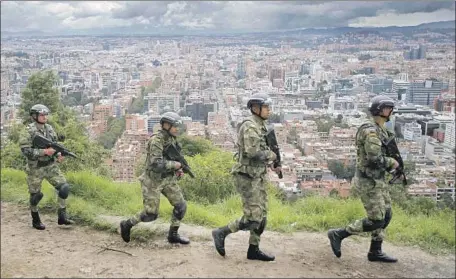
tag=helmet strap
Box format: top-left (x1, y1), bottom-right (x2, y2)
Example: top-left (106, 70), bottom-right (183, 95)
top-left (162, 122), bottom-right (175, 137)
top-left (251, 106), bottom-right (267, 120)
top-left (32, 113), bottom-right (46, 124)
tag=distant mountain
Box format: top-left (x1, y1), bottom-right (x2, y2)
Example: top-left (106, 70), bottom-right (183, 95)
top-left (258, 20), bottom-right (455, 37)
top-left (1, 20), bottom-right (454, 38)
top-left (416, 20), bottom-right (455, 29)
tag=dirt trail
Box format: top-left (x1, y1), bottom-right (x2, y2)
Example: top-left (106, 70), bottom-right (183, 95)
top-left (1, 201), bottom-right (454, 278)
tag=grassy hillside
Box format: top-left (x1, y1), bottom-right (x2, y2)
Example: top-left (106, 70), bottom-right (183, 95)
top-left (1, 168), bottom-right (454, 254)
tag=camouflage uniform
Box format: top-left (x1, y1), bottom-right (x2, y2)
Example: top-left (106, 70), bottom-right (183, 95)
top-left (120, 128), bottom-right (189, 244)
top-left (328, 95), bottom-right (399, 263)
top-left (227, 114), bottom-right (275, 244)
top-left (346, 120), bottom-right (395, 240)
top-left (212, 104), bottom-right (277, 261)
top-left (19, 121), bottom-right (73, 229)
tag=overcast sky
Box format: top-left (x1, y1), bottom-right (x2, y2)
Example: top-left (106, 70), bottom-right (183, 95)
top-left (1, 1), bottom-right (455, 34)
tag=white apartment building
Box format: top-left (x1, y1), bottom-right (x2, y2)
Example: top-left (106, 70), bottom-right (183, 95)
top-left (403, 121), bottom-right (423, 141)
top-left (444, 122), bottom-right (455, 149)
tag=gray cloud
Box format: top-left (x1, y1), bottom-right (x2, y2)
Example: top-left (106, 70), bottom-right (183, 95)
top-left (1, 1), bottom-right (454, 34)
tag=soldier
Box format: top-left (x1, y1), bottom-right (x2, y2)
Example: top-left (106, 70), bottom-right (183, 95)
top-left (120, 112), bottom-right (190, 245)
top-left (212, 93), bottom-right (281, 261)
top-left (327, 95), bottom-right (400, 263)
top-left (19, 104), bottom-right (74, 230)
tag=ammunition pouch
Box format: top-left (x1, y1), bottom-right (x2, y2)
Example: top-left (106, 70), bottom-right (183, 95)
top-left (161, 171), bottom-right (175, 179)
top-left (36, 159), bottom-right (55, 168)
top-left (240, 157), bottom-right (268, 167)
top-left (358, 168), bottom-right (385, 180)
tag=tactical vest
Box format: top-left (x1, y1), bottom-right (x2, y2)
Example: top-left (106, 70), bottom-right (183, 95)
top-left (235, 118), bottom-right (269, 167)
top-left (355, 122), bottom-right (391, 176)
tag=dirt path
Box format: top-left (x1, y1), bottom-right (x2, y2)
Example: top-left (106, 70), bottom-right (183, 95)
top-left (1, 201), bottom-right (454, 278)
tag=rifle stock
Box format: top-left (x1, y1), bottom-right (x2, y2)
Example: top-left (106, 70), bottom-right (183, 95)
top-left (265, 127), bottom-right (283, 179)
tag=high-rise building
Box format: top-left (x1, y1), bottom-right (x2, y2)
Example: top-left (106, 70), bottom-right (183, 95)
top-left (236, 54), bottom-right (246, 80)
top-left (444, 123), bottom-right (455, 149)
top-left (407, 79), bottom-right (448, 106)
top-left (185, 101), bottom-right (217, 124)
top-left (403, 44), bottom-right (426, 60)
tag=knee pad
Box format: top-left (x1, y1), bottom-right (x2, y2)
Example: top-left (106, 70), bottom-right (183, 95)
top-left (383, 208), bottom-right (392, 229)
top-left (238, 219), bottom-right (261, 231)
top-left (58, 183), bottom-right (70, 199)
top-left (140, 212), bottom-right (158, 222)
top-left (172, 202), bottom-right (187, 221)
top-left (362, 218), bottom-right (385, 232)
top-left (253, 217), bottom-right (267, 235)
top-left (30, 192), bottom-right (44, 206)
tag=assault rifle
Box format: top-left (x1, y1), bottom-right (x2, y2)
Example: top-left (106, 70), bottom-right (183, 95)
top-left (32, 134), bottom-right (80, 160)
top-left (164, 143), bottom-right (195, 178)
top-left (382, 135), bottom-right (407, 186)
top-left (265, 126), bottom-right (283, 179)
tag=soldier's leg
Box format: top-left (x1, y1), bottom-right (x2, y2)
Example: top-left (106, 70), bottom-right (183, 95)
top-left (228, 175), bottom-right (264, 232)
top-left (26, 167), bottom-right (45, 230)
top-left (328, 177), bottom-right (385, 258)
top-left (213, 174), bottom-right (257, 257)
top-left (368, 188), bottom-right (397, 262)
top-left (120, 174), bottom-right (160, 243)
top-left (45, 164), bottom-right (73, 225)
top-left (248, 177), bottom-right (268, 246)
top-left (162, 179), bottom-right (190, 244)
top-left (246, 177), bottom-right (274, 261)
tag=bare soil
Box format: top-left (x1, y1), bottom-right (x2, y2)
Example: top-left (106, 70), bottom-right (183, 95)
top-left (1, 201), bottom-right (454, 278)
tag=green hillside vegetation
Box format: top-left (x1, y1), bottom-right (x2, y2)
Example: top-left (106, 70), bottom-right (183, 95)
top-left (1, 70), bottom-right (454, 254)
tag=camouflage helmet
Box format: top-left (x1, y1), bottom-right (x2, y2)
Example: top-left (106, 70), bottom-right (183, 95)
top-left (160, 111), bottom-right (182, 126)
top-left (30, 104), bottom-right (50, 116)
top-left (369, 95), bottom-right (395, 116)
top-left (247, 93), bottom-right (272, 109)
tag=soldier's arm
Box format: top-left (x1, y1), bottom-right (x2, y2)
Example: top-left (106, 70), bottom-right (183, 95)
top-left (363, 127), bottom-right (396, 170)
top-left (19, 127), bottom-right (46, 160)
top-left (148, 136), bottom-right (176, 172)
top-left (243, 123), bottom-right (276, 162)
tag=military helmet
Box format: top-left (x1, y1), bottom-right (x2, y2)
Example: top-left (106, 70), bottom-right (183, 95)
top-left (160, 111), bottom-right (182, 126)
top-left (30, 104), bottom-right (50, 116)
top-left (247, 93), bottom-right (272, 109)
top-left (369, 95), bottom-right (395, 116)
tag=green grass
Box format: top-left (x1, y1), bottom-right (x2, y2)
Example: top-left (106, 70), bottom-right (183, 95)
top-left (1, 168), bottom-right (454, 254)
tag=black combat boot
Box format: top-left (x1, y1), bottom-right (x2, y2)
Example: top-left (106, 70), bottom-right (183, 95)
top-left (31, 211), bottom-right (46, 230)
top-left (120, 219), bottom-right (134, 243)
top-left (247, 244), bottom-right (275, 261)
top-left (167, 226), bottom-right (190, 244)
top-left (367, 240), bottom-right (398, 263)
top-left (57, 208), bottom-right (74, 225)
top-left (327, 228), bottom-right (351, 258)
top-left (212, 226), bottom-right (232, 256)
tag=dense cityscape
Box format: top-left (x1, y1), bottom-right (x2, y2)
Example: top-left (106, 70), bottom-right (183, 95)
top-left (1, 18), bottom-right (455, 205)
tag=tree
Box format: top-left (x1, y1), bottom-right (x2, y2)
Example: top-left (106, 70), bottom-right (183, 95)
top-left (327, 160), bottom-right (355, 180)
top-left (178, 135), bottom-right (215, 157)
top-left (19, 70), bottom-right (61, 121)
top-left (179, 150), bottom-right (237, 204)
top-left (440, 193), bottom-right (455, 210)
top-left (329, 188), bottom-right (340, 198)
